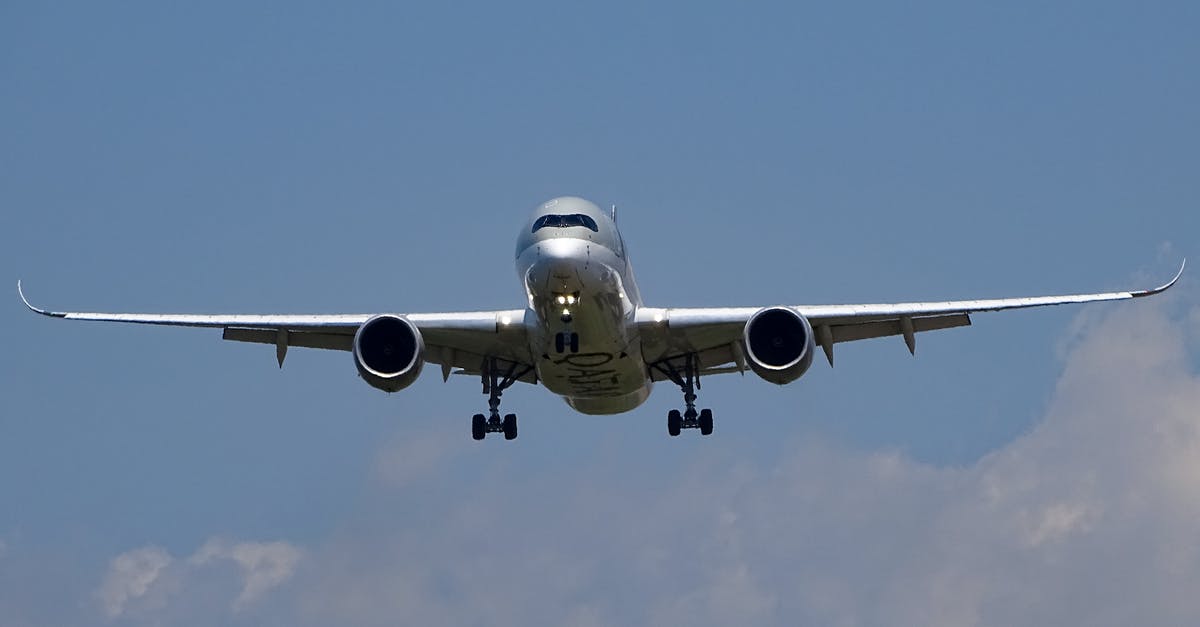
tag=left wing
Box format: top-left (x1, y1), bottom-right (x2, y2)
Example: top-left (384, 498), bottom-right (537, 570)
top-left (637, 260), bottom-right (1184, 374)
top-left (17, 282), bottom-right (531, 379)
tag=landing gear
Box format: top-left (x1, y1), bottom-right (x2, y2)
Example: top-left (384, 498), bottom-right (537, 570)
top-left (699, 408), bottom-right (714, 436)
top-left (502, 413), bottom-right (518, 440)
top-left (472, 414), bottom-right (486, 441)
top-left (652, 354), bottom-right (715, 437)
top-left (667, 409), bottom-right (682, 436)
top-left (554, 332), bottom-right (580, 354)
top-left (472, 358), bottom-right (532, 441)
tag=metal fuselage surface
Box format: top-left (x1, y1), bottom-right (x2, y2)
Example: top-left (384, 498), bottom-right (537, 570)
top-left (516, 197), bottom-right (651, 414)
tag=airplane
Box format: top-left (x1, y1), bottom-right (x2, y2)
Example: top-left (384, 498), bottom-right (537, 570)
top-left (19, 196), bottom-right (1185, 441)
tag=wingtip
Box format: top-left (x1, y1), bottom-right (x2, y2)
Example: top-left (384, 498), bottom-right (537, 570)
top-left (17, 279), bottom-right (31, 310)
top-left (1166, 257), bottom-right (1186, 290)
top-left (1136, 258), bottom-right (1186, 297)
top-left (16, 280), bottom-right (63, 317)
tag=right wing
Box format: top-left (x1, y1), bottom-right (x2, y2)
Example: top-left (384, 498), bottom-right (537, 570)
top-left (17, 282), bottom-right (532, 380)
top-left (637, 260), bottom-right (1184, 373)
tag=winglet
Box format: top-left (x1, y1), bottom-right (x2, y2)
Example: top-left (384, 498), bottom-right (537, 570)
top-left (1133, 259), bottom-right (1186, 298)
top-left (16, 280), bottom-right (65, 317)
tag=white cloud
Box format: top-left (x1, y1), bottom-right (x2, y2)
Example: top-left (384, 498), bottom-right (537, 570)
top-left (189, 538), bottom-right (304, 610)
top-left (95, 538), bottom-right (302, 622)
top-left (1021, 501), bottom-right (1095, 547)
top-left (96, 546), bottom-right (172, 619)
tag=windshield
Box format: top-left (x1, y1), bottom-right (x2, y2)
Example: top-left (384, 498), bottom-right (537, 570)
top-left (531, 213), bottom-right (599, 233)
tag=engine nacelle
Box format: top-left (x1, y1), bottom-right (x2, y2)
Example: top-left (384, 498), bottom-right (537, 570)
top-left (743, 306), bottom-right (815, 385)
top-left (353, 314), bottom-right (425, 392)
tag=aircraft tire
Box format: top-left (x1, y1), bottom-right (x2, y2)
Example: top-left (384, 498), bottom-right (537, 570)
top-left (667, 410), bottom-right (682, 437)
top-left (699, 409), bottom-right (713, 436)
top-left (502, 413), bottom-right (518, 440)
top-left (472, 414), bottom-right (486, 440)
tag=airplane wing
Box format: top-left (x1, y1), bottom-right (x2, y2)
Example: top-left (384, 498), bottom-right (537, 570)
top-left (637, 260), bottom-right (1185, 375)
top-left (17, 282), bottom-right (532, 381)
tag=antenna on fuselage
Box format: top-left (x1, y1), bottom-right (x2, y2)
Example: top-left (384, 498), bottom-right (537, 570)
top-left (611, 204), bottom-right (617, 223)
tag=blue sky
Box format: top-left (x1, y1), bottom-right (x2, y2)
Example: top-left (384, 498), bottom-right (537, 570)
top-left (2, 2), bottom-right (1198, 625)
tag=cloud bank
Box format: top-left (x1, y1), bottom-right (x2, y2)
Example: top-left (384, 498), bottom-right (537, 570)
top-left (97, 539), bottom-right (302, 622)
top-left (95, 293), bottom-right (1200, 626)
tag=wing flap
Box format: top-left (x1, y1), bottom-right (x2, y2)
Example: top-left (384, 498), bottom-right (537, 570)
top-left (222, 327), bottom-right (355, 351)
top-left (829, 313), bottom-right (971, 343)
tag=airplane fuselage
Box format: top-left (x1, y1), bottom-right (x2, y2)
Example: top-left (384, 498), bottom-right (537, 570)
top-left (516, 197), bottom-right (652, 414)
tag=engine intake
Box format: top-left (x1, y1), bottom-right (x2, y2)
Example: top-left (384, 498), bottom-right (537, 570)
top-left (743, 306), bottom-right (815, 385)
top-left (353, 314), bottom-right (425, 392)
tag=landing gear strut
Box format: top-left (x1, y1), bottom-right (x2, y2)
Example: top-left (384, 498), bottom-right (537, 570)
top-left (554, 332), bottom-right (580, 354)
top-left (472, 358), bottom-right (531, 441)
top-left (652, 354), bottom-right (714, 437)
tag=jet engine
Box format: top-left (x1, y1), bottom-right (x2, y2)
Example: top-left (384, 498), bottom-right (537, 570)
top-left (743, 306), bottom-right (815, 385)
top-left (353, 314), bottom-right (425, 392)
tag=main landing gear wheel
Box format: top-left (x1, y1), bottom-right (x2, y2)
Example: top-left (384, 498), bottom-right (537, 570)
top-left (651, 354), bottom-right (715, 437)
top-left (699, 408), bottom-right (714, 436)
top-left (667, 409), bottom-right (682, 437)
top-left (471, 358), bottom-right (532, 441)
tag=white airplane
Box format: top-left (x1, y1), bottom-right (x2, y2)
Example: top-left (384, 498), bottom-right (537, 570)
top-left (19, 197), bottom-right (1184, 440)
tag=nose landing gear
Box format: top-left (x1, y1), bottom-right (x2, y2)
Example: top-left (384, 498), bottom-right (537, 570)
top-left (652, 354), bottom-right (714, 437)
top-left (554, 332), bottom-right (580, 354)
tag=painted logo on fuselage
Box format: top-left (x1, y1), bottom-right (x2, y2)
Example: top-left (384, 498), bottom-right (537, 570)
top-left (552, 352), bottom-right (624, 396)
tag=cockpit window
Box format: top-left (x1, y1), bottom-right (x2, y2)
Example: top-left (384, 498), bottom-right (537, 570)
top-left (532, 213), bottom-right (599, 233)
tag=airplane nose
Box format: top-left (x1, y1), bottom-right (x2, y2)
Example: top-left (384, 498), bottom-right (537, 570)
top-left (537, 237), bottom-right (583, 262)
top-left (526, 238), bottom-right (590, 294)
top-left (534, 239), bottom-right (588, 274)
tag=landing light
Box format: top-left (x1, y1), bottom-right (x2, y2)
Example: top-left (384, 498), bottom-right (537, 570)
top-left (566, 294), bottom-right (576, 305)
